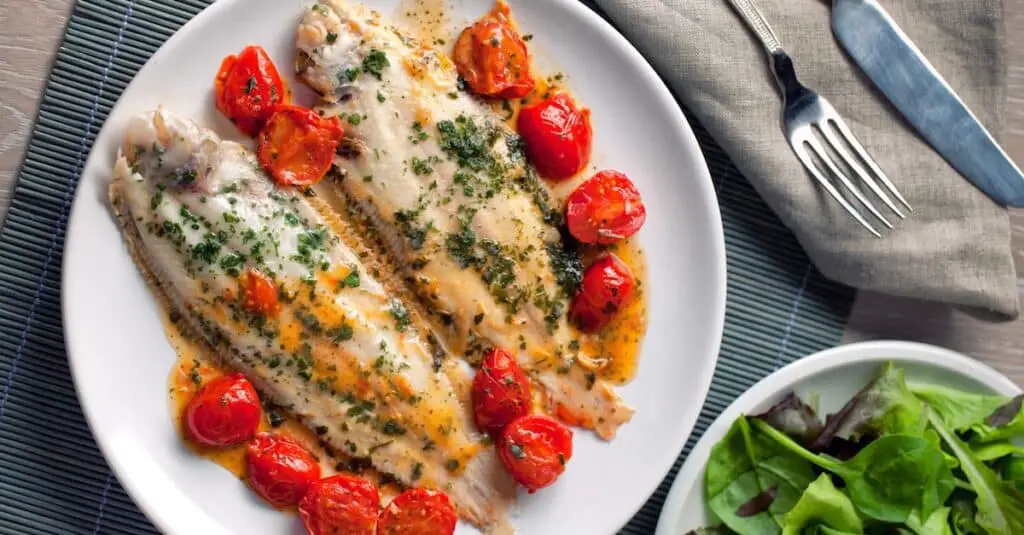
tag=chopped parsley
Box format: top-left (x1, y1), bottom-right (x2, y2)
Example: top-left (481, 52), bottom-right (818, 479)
top-left (218, 252), bottom-right (246, 277)
top-left (341, 269), bottom-right (360, 288)
top-left (409, 156), bottom-right (435, 176)
top-left (361, 49), bottom-right (389, 80)
top-left (437, 115), bottom-right (498, 172)
top-left (381, 420), bottom-right (407, 436)
top-left (325, 32), bottom-right (338, 44)
top-left (327, 324), bottom-right (354, 343)
top-left (389, 300), bottom-right (411, 332)
top-left (411, 462), bottom-right (423, 482)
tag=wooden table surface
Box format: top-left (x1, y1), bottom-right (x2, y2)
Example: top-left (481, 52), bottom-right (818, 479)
top-left (2, 0), bottom-right (1022, 382)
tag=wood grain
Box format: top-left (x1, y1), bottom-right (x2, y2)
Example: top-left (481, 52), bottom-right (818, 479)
top-left (0, 0), bottom-right (1022, 382)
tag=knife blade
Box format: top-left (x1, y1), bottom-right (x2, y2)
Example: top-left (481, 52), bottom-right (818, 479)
top-left (830, 0), bottom-right (1024, 207)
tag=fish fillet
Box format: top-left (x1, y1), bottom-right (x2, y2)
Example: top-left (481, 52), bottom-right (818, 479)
top-left (295, 0), bottom-right (634, 439)
top-left (109, 109), bottom-right (514, 529)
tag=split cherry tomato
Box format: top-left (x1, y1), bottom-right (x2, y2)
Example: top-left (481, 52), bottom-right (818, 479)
top-left (498, 414), bottom-right (573, 493)
top-left (246, 433), bottom-right (321, 508)
top-left (257, 105), bottom-right (344, 186)
top-left (453, 4), bottom-right (535, 99)
top-left (517, 92), bottom-right (592, 180)
top-left (215, 45), bottom-right (286, 136)
top-left (183, 373), bottom-right (261, 447)
top-left (570, 254), bottom-right (636, 333)
top-left (472, 347), bottom-right (532, 437)
top-left (299, 474), bottom-right (380, 535)
top-left (376, 488), bottom-right (458, 535)
top-left (566, 170), bottom-right (646, 244)
top-left (240, 268), bottom-right (280, 316)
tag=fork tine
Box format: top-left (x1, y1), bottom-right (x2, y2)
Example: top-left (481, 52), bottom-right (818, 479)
top-left (819, 119), bottom-right (905, 219)
top-left (827, 114), bottom-right (913, 212)
top-left (804, 135), bottom-right (893, 229)
top-left (793, 142), bottom-right (882, 238)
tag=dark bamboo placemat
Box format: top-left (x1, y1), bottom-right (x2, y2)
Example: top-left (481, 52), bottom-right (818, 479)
top-left (0, 0), bottom-right (854, 533)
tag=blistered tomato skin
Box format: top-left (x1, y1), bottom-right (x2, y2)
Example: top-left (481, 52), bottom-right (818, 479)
top-left (376, 488), bottom-right (458, 535)
top-left (214, 46), bottom-right (286, 136)
top-left (453, 10), bottom-right (535, 99)
top-left (566, 170), bottom-right (647, 245)
top-left (472, 347), bottom-right (532, 437)
top-left (499, 415), bottom-right (573, 493)
top-left (299, 474), bottom-right (380, 535)
top-left (256, 105), bottom-right (345, 186)
top-left (517, 93), bottom-right (593, 180)
top-left (240, 268), bottom-right (280, 316)
top-left (570, 254), bottom-right (637, 333)
top-left (246, 433), bottom-right (321, 508)
top-left (183, 373), bottom-right (261, 447)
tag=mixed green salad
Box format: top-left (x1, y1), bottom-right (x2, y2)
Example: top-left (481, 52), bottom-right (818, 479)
top-left (691, 362), bottom-right (1024, 535)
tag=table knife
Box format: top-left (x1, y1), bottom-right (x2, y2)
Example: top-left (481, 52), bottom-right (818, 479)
top-left (830, 0), bottom-right (1024, 207)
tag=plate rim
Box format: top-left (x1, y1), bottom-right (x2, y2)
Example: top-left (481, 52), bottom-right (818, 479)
top-left (60, 0), bottom-right (728, 533)
top-left (653, 340), bottom-right (1023, 535)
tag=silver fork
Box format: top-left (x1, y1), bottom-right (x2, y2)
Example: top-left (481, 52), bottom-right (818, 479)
top-left (726, 0), bottom-right (912, 237)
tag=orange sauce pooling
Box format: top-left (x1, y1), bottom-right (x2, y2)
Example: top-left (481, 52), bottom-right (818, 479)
top-left (580, 240), bottom-right (648, 385)
top-left (164, 316), bottom-right (329, 487)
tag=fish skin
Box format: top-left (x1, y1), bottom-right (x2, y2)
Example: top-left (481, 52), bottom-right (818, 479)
top-left (110, 109), bottom-right (514, 529)
top-left (295, 0), bottom-right (634, 440)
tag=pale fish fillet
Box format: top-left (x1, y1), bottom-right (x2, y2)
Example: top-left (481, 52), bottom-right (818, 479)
top-left (295, 0), bottom-right (634, 439)
top-left (109, 109), bottom-right (514, 530)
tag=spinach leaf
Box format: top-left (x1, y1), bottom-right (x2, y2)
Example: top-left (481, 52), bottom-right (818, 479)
top-left (949, 497), bottom-right (986, 535)
top-left (706, 417), bottom-right (816, 534)
top-left (804, 527), bottom-right (861, 535)
top-left (909, 383), bottom-right (1009, 431)
top-left (1003, 456), bottom-right (1024, 493)
top-left (972, 442), bottom-right (1024, 462)
top-left (811, 363), bottom-right (926, 451)
top-left (904, 507), bottom-right (953, 535)
top-left (971, 396), bottom-right (1024, 444)
top-left (928, 409), bottom-right (1024, 535)
top-left (754, 419), bottom-right (955, 523)
top-left (780, 474), bottom-right (862, 535)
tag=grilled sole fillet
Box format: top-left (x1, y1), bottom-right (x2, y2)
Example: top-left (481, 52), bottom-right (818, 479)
top-left (110, 109), bottom-right (514, 530)
top-left (295, 0), bottom-right (634, 439)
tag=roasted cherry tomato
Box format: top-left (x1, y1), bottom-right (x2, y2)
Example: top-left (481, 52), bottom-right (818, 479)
top-left (570, 254), bottom-right (637, 333)
top-left (257, 105), bottom-right (344, 186)
top-left (183, 373), bottom-right (261, 447)
top-left (566, 170), bottom-right (646, 244)
top-left (215, 45), bottom-right (286, 136)
top-left (240, 268), bottom-right (280, 316)
top-left (472, 347), bottom-right (532, 437)
top-left (376, 488), bottom-right (458, 535)
top-left (299, 474), bottom-right (380, 535)
top-left (499, 414), bottom-right (573, 493)
top-left (453, 4), bottom-right (535, 99)
top-left (246, 433), bottom-right (321, 508)
top-left (517, 92), bottom-right (592, 180)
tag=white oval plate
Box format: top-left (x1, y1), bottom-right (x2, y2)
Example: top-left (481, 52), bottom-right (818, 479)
top-left (61, 1), bottom-right (726, 534)
top-left (655, 340), bottom-right (1022, 535)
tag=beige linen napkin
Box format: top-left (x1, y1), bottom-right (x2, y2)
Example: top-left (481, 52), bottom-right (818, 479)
top-left (593, 0), bottom-right (1019, 317)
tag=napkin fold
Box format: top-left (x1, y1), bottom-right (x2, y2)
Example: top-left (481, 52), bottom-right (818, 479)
top-left (593, 0), bottom-right (1019, 317)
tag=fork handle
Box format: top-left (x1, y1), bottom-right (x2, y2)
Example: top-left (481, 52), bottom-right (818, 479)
top-left (725, 0), bottom-right (784, 55)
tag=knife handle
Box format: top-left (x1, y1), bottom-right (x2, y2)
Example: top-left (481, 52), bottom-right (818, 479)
top-left (725, 0), bottom-right (784, 55)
